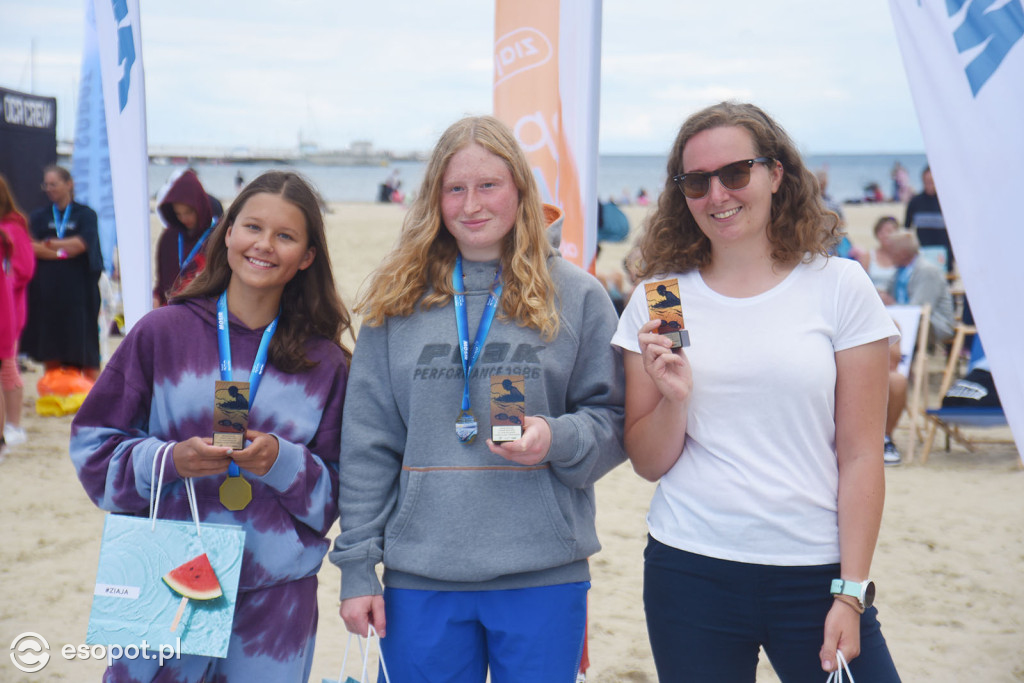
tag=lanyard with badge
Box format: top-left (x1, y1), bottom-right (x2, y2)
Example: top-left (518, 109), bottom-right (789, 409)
top-left (178, 224), bottom-right (214, 271)
top-left (52, 204), bottom-right (72, 239)
top-left (214, 291), bottom-right (279, 510)
top-left (452, 253), bottom-right (502, 444)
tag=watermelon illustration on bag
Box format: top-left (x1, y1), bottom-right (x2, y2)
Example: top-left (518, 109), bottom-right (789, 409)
top-left (163, 553), bottom-right (223, 631)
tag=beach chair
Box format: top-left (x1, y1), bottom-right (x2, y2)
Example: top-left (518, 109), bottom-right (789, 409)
top-left (918, 324), bottom-right (1014, 464)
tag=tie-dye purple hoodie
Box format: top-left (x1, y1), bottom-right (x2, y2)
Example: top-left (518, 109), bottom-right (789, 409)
top-left (70, 296), bottom-right (347, 590)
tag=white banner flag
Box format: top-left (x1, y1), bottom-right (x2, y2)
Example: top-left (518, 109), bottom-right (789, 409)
top-left (889, 0), bottom-right (1024, 463)
top-left (493, 0), bottom-right (602, 271)
top-left (92, 0), bottom-right (151, 331)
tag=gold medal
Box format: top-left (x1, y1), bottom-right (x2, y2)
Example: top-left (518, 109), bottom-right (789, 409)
top-left (219, 472), bottom-right (252, 511)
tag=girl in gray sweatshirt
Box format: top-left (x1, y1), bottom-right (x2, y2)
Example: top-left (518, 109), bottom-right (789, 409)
top-left (330, 115), bottom-right (625, 682)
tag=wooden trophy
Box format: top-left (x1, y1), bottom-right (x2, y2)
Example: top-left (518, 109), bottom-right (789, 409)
top-left (645, 278), bottom-right (689, 348)
top-left (490, 375), bottom-right (525, 444)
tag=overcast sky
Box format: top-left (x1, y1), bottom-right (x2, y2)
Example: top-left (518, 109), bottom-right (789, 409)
top-left (1, 0), bottom-right (925, 156)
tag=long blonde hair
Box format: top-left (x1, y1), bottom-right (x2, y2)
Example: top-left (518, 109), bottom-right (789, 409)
top-left (359, 116), bottom-right (559, 339)
top-left (638, 101), bottom-right (840, 279)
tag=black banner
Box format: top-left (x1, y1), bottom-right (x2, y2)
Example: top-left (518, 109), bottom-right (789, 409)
top-left (0, 86), bottom-right (58, 215)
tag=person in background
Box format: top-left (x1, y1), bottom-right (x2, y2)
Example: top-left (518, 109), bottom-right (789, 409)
top-left (0, 206), bottom-right (13, 455)
top-left (891, 162), bottom-right (911, 203)
top-left (882, 319), bottom-right (908, 467)
top-left (904, 165), bottom-right (953, 274)
top-left (886, 229), bottom-right (955, 344)
top-left (378, 168), bottom-right (402, 203)
top-left (859, 215), bottom-right (900, 296)
top-left (613, 101), bottom-right (900, 681)
top-left (0, 175), bottom-right (36, 447)
top-left (22, 165), bottom-right (103, 380)
top-left (70, 171), bottom-right (352, 681)
top-left (331, 115), bottom-right (625, 682)
top-left (817, 168), bottom-right (862, 261)
top-left (153, 169), bottom-right (223, 307)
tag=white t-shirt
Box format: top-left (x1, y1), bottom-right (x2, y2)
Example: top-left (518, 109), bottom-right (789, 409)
top-left (612, 255), bottom-right (898, 566)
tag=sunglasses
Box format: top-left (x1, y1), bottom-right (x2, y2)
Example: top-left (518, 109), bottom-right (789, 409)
top-left (672, 157), bottom-right (773, 199)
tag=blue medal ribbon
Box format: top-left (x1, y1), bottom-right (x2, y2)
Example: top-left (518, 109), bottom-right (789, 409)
top-left (178, 224), bottom-right (214, 271)
top-left (452, 253), bottom-right (503, 443)
top-left (217, 291), bottom-right (280, 474)
top-left (52, 203), bottom-right (72, 239)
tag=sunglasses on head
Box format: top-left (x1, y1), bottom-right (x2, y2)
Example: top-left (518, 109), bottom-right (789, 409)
top-left (672, 157), bottom-right (774, 199)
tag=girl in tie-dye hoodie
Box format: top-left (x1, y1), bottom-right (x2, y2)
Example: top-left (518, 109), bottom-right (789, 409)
top-left (70, 171), bottom-right (351, 683)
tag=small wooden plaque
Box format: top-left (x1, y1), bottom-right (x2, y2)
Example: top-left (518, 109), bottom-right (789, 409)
top-left (213, 380), bottom-right (249, 449)
top-left (490, 375), bottom-right (525, 443)
top-left (645, 278), bottom-right (689, 348)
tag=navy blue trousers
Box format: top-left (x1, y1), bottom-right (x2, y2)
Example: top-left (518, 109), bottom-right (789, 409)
top-left (643, 536), bottom-right (901, 682)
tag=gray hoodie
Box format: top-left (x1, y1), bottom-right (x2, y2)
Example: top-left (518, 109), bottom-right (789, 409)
top-left (330, 255), bottom-right (625, 598)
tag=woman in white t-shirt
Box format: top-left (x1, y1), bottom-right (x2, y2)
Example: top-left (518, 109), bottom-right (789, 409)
top-left (612, 102), bottom-right (901, 682)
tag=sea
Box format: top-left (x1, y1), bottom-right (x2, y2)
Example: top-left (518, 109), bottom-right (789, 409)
top-left (149, 152), bottom-right (929, 209)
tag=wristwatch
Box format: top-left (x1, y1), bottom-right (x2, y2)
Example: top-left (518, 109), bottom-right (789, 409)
top-left (830, 578), bottom-right (875, 613)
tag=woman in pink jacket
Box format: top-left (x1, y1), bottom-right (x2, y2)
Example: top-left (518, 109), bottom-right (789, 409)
top-left (0, 174), bottom-right (37, 447)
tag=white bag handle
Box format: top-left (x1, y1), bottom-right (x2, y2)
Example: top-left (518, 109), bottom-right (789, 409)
top-left (331, 624), bottom-right (390, 683)
top-left (825, 650), bottom-right (855, 683)
top-left (149, 441), bottom-right (201, 536)
top-left (337, 629), bottom-right (365, 680)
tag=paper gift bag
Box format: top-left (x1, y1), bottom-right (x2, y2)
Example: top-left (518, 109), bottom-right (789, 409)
top-left (322, 625), bottom-right (390, 683)
top-left (86, 444), bottom-right (245, 658)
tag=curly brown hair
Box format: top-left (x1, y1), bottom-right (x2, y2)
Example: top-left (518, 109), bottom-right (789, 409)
top-left (637, 102), bottom-right (840, 279)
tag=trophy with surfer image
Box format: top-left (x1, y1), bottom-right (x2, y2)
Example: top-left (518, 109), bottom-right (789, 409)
top-left (645, 278), bottom-right (689, 348)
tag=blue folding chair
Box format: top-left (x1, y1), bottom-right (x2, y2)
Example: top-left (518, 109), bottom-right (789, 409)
top-left (920, 325), bottom-right (1013, 463)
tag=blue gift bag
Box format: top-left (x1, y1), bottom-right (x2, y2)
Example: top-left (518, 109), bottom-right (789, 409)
top-left (86, 444), bottom-right (245, 658)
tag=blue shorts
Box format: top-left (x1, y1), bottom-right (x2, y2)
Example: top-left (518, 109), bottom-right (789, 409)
top-left (644, 537), bottom-right (901, 682)
top-left (380, 582), bottom-right (588, 683)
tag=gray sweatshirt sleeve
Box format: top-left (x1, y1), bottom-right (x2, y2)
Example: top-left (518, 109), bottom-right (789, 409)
top-left (329, 320), bottom-right (402, 600)
top-left (910, 262), bottom-right (956, 343)
top-left (541, 265), bottom-right (627, 489)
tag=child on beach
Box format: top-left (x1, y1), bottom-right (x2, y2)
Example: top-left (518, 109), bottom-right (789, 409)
top-left (153, 168), bottom-right (222, 307)
top-left (70, 171), bottom-right (351, 682)
top-left (613, 102), bottom-right (901, 681)
top-left (330, 115), bottom-right (625, 682)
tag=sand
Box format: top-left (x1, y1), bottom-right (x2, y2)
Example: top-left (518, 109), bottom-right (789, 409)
top-left (1, 200), bottom-right (1022, 682)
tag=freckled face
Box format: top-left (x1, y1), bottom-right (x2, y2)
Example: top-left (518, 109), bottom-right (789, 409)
top-left (225, 192), bottom-right (315, 297)
top-left (440, 143), bottom-right (520, 261)
top-left (681, 125), bottom-right (782, 253)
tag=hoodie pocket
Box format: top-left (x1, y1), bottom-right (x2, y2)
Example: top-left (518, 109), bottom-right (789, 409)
top-left (384, 465), bottom-right (578, 583)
